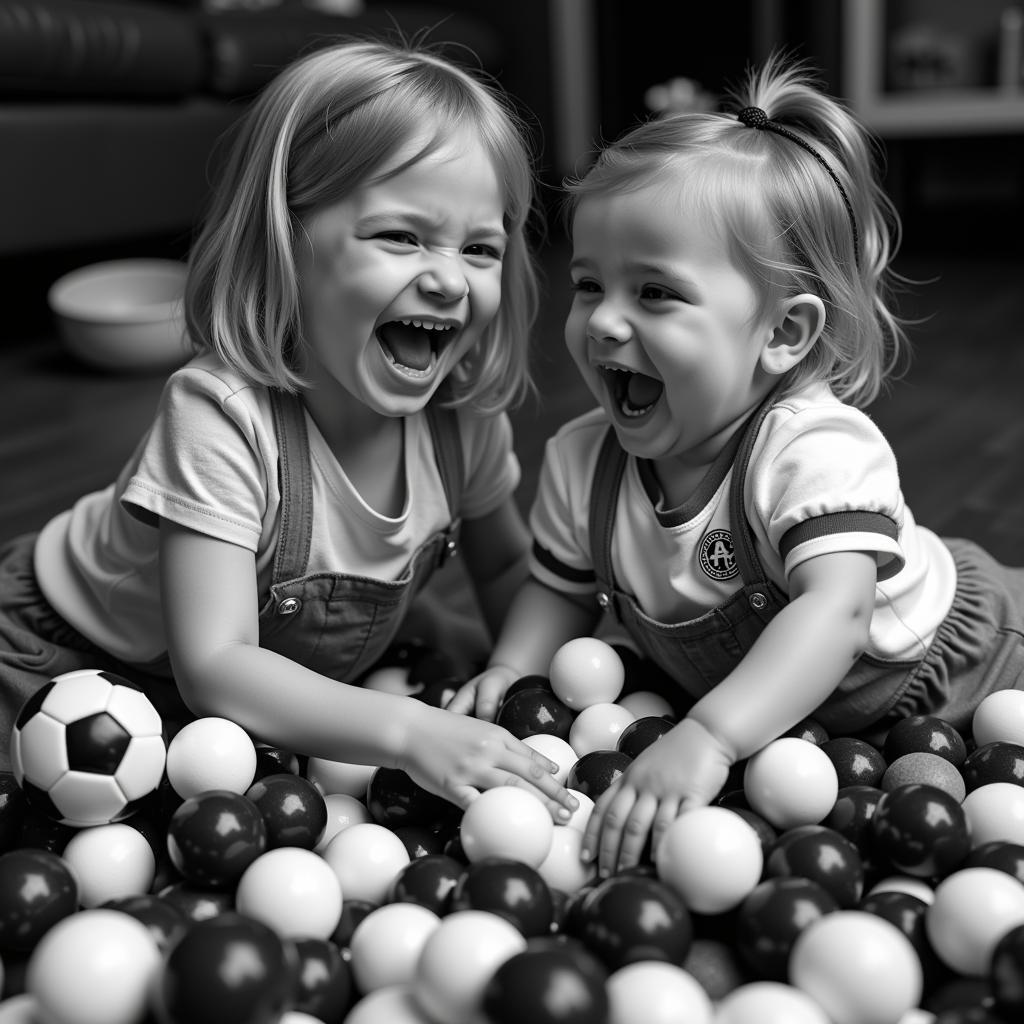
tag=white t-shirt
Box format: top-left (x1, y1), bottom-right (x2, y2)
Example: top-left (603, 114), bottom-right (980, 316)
top-left (529, 383), bottom-right (956, 663)
top-left (35, 353), bottom-right (520, 666)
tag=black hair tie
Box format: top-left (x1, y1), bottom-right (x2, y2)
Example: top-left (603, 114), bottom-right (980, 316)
top-left (737, 105), bottom-right (860, 267)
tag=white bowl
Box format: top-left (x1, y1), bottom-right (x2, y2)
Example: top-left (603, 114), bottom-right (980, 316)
top-left (48, 259), bottom-right (192, 373)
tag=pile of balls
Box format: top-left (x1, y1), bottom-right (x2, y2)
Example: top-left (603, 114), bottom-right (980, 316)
top-left (3, 642), bottom-right (1024, 1024)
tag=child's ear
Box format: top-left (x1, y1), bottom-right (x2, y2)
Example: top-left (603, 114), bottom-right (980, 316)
top-left (760, 294), bottom-right (826, 377)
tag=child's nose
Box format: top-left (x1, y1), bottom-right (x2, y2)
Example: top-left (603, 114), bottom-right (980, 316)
top-left (418, 252), bottom-right (469, 301)
top-left (587, 302), bottom-right (632, 344)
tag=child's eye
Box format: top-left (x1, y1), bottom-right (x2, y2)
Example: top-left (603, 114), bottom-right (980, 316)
top-left (640, 284), bottom-right (678, 301)
top-left (377, 231), bottom-right (418, 246)
top-left (463, 243), bottom-right (503, 260)
top-left (570, 278), bottom-right (601, 294)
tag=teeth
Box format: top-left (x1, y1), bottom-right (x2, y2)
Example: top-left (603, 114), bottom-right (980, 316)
top-left (398, 319), bottom-right (452, 332)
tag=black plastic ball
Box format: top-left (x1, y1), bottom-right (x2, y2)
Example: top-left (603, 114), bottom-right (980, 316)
top-left (245, 772), bottom-right (327, 850)
top-left (496, 687), bottom-right (574, 741)
top-left (820, 737), bottom-right (887, 789)
top-left (765, 825), bottom-right (865, 908)
top-left (366, 767), bottom-right (461, 830)
top-left (962, 742), bottom-right (1024, 792)
top-left (566, 750), bottom-right (633, 801)
top-left (871, 783), bottom-right (971, 879)
top-left (448, 856), bottom-right (554, 937)
top-left (617, 716), bottom-right (674, 759)
top-left (0, 848), bottom-right (77, 953)
top-left (388, 853), bottom-right (464, 915)
top-left (884, 715), bottom-right (967, 767)
top-left (288, 936), bottom-right (355, 1023)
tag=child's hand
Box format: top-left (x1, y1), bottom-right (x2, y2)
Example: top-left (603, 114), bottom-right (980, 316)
top-left (581, 717), bottom-right (733, 877)
top-left (445, 664), bottom-right (519, 721)
top-left (401, 705), bottom-right (578, 823)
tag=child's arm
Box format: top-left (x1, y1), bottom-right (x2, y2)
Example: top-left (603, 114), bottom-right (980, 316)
top-left (159, 520), bottom-right (577, 819)
top-left (447, 577), bottom-right (598, 720)
top-left (583, 549), bottom-right (877, 875)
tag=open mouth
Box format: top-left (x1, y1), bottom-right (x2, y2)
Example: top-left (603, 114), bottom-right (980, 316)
top-left (377, 318), bottom-right (456, 376)
top-left (601, 365), bottom-right (664, 418)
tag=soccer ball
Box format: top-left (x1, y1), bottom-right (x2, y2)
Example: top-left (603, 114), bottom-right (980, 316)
top-left (11, 669), bottom-right (167, 828)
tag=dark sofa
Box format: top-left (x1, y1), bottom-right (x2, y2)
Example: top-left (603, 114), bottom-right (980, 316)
top-left (0, 0), bottom-right (557, 258)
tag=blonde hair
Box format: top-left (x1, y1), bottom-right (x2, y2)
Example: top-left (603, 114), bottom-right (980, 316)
top-left (185, 38), bottom-right (539, 413)
top-left (565, 55), bottom-right (907, 408)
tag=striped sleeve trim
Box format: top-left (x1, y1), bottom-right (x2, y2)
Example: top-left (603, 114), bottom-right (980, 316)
top-left (530, 540), bottom-right (596, 587)
top-left (780, 510), bottom-right (903, 581)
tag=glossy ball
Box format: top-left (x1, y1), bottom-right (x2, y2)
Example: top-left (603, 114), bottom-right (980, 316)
top-left (990, 921), bottom-right (1024, 1017)
top-left (522, 733), bottom-right (578, 785)
top-left (744, 738), bottom-right (839, 830)
top-left (392, 823), bottom-right (448, 859)
top-left (502, 673), bottom-right (555, 703)
top-left (766, 825), bottom-right (865, 907)
top-left (449, 856), bottom-right (554, 937)
top-left (388, 853), bottom-right (463, 914)
top-left (252, 743), bottom-right (300, 781)
top-left (656, 806), bottom-right (763, 914)
top-left (166, 789), bottom-right (267, 889)
top-left (682, 938), bottom-right (748, 1001)
top-left (26, 908), bottom-right (161, 1024)
top-left (414, 910), bottom-right (527, 1024)
top-left (0, 771), bottom-right (27, 852)
top-left (365, 767), bottom-right (460, 831)
top-left (548, 638), bottom-right (625, 711)
top-left (566, 750), bottom-right (632, 801)
top-left (884, 714), bottom-right (968, 766)
top-left (962, 741), bottom-right (1024, 792)
top-left (101, 893), bottom-right (187, 951)
top-left (616, 715), bottom-right (674, 760)
top-left (235, 847), bottom-right (343, 941)
top-left (348, 902), bottom-right (441, 992)
top-left (572, 873), bottom-right (692, 970)
top-left (537, 824), bottom-right (598, 895)
top-left (0, 848), bottom-right (77, 953)
top-left (11, 670), bottom-right (166, 827)
top-left (617, 690), bottom-right (674, 720)
top-left (858, 889), bottom-right (943, 988)
top-left (817, 737), bottom-right (885, 789)
top-left (322, 821), bottom-right (410, 905)
top-left (313, 792), bottom-right (371, 854)
top-left (735, 876), bottom-right (838, 980)
top-left (61, 822), bottom-right (155, 908)
top-left (867, 874), bottom-right (936, 904)
top-left (926, 867), bottom-right (1024, 976)
top-left (157, 881), bottom-right (234, 924)
top-left (568, 702), bottom-right (635, 758)
top-left (165, 716), bottom-right (257, 800)
top-left (482, 939), bottom-right (610, 1024)
top-left (974, 691), bottom-right (1024, 748)
top-left (606, 961), bottom-right (712, 1023)
top-left (871, 783), bottom-right (971, 878)
top-left (823, 785), bottom-right (884, 860)
top-left (789, 910), bottom-right (923, 1024)
top-left (783, 718), bottom-right (830, 745)
top-left (288, 937), bottom-right (354, 1024)
top-left (962, 782), bottom-right (1024, 847)
top-left (715, 981), bottom-right (829, 1024)
top-left (245, 772), bottom-right (327, 849)
top-left (496, 688), bottom-right (575, 742)
top-left (153, 911), bottom-right (292, 1024)
top-left (965, 840), bottom-right (1024, 884)
top-left (329, 898), bottom-right (376, 949)
top-left (459, 786), bottom-right (553, 868)
top-left (343, 986), bottom-right (432, 1024)
top-left (882, 752), bottom-right (967, 802)
top-left (305, 757), bottom-right (375, 799)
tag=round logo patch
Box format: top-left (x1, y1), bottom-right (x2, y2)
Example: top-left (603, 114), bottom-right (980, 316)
top-left (698, 529), bottom-right (738, 581)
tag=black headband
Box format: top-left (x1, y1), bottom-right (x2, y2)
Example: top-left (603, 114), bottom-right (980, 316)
top-left (737, 106), bottom-right (860, 267)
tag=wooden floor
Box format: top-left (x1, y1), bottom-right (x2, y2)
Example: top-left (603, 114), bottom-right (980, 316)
top-left (2, 242), bottom-right (1023, 567)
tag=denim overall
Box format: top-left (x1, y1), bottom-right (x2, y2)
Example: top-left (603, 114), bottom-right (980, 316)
top-left (588, 395), bottom-right (1024, 737)
top-left (256, 389), bottom-right (464, 683)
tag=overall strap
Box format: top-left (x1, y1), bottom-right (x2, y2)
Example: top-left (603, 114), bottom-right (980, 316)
top-left (727, 390), bottom-right (781, 585)
top-left (588, 426), bottom-right (629, 601)
top-left (269, 388), bottom-right (314, 584)
top-left (424, 402), bottom-right (464, 517)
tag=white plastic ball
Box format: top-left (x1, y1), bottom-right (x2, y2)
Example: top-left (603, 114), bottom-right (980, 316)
top-left (165, 716), bottom-right (257, 799)
top-left (562, 788), bottom-right (595, 833)
top-left (459, 785), bottom-right (554, 868)
top-left (61, 823), bottom-right (155, 908)
top-left (973, 690), bottom-right (1024, 747)
top-left (548, 637), bottom-right (625, 711)
top-left (313, 792), bottom-right (372, 854)
top-left (0, 994), bottom-right (40, 1024)
top-left (305, 756), bottom-right (375, 798)
top-left (362, 664), bottom-right (418, 696)
top-left (655, 806), bottom-right (763, 913)
top-left (235, 847), bottom-right (343, 941)
top-left (349, 903), bottom-right (441, 992)
top-left (321, 821), bottom-right (410, 905)
top-left (617, 690), bottom-right (674, 719)
top-left (414, 910), bottom-right (527, 1024)
top-left (744, 737), bottom-right (839, 829)
top-left (716, 981), bottom-right (831, 1024)
top-left (536, 824), bottom-right (598, 894)
top-left (345, 986), bottom-right (432, 1024)
top-left (867, 876), bottom-right (936, 905)
top-left (925, 866), bottom-right (1024, 976)
top-left (568, 702), bottom-right (636, 758)
top-left (522, 733), bottom-right (578, 785)
top-left (962, 782), bottom-right (1024, 847)
top-left (26, 908), bottom-right (161, 1024)
top-left (789, 911), bottom-right (923, 1024)
top-left (606, 961), bottom-right (713, 1024)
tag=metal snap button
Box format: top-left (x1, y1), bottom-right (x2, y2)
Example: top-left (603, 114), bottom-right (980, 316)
top-left (596, 591), bottom-right (610, 609)
top-left (750, 592), bottom-right (767, 610)
top-left (278, 597), bottom-right (301, 615)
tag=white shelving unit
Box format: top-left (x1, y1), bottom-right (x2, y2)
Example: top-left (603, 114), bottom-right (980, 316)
top-left (841, 0), bottom-right (1024, 136)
